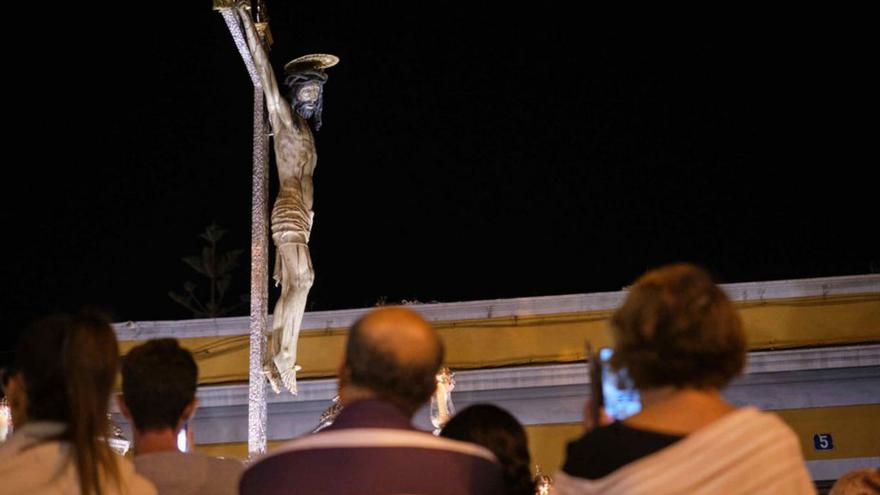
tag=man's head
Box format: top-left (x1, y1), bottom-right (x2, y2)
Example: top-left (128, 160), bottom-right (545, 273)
top-left (285, 70), bottom-right (327, 127)
top-left (283, 53), bottom-right (338, 130)
top-left (120, 338), bottom-right (198, 433)
top-left (339, 307), bottom-right (444, 417)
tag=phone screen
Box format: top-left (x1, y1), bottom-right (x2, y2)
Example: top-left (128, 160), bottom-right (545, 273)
top-left (598, 347), bottom-right (641, 420)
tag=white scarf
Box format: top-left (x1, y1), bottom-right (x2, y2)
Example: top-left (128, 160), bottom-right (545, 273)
top-left (554, 407), bottom-right (815, 495)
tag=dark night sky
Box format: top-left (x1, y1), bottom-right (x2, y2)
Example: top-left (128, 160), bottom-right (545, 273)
top-left (1, 5), bottom-right (875, 362)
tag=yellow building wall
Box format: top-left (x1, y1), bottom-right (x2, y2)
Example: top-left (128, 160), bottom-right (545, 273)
top-left (776, 404), bottom-right (880, 461)
top-left (121, 293), bottom-right (880, 386)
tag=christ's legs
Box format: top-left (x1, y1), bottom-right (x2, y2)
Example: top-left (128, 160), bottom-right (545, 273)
top-left (266, 242), bottom-right (314, 394)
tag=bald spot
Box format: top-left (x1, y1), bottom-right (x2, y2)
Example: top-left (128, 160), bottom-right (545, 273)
top-left (355, 307), bottom-right (441, 368)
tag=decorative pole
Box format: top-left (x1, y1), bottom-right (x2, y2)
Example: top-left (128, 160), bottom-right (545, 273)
top-left (214, 0), bottom-right (270, 457)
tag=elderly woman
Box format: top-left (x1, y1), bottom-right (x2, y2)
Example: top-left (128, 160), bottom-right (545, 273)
top-left (555, 263), bottom-right (814, 495)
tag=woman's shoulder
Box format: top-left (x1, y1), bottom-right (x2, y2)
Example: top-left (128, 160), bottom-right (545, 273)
top-left (0, 439), bottom-right (82, 495)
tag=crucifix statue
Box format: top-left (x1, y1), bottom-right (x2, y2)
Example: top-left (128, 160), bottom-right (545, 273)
top-left (235, 1), bottom-right (338, 394)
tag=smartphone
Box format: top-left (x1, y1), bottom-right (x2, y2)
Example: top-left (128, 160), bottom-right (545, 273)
top-left (588, 345), bottom-right (641, 421)
top-left (586, 342), bottom-right (603, 425)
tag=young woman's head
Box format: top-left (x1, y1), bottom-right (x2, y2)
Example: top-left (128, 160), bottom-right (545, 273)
top-left (10, 312), bottom-right (121, 494)
top-left (441, 404), bottom-right (534, 495)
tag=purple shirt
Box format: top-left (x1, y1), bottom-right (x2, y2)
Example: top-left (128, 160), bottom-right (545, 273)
top-left (240, 399), bottom-right (505, 495)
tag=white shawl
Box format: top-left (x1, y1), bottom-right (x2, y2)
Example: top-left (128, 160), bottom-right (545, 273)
top-left (554, 407), bottom-right (815, 495)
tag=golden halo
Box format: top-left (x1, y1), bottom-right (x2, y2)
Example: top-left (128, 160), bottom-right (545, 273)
top-left (284, 54), bottom-right (340, 74)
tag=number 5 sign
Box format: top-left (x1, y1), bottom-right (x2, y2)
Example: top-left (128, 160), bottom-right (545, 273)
top-left (813, 433), bottom-right (834, 451)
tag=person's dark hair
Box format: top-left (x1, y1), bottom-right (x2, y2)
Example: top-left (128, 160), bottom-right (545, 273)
top-left (121, 338), bottom-right (198, 432)
top-left (610, 263), bottom-right (746, 390)
top-left (13, 312), bottom-right (121, 495)
top-left (344, 315), bottom-right (443, 416)
top-left (441, 404), bottom-right (534, 495)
